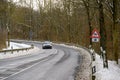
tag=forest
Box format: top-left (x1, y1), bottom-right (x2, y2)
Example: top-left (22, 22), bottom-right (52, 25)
top-left (0, 0), bottom-right (120, 63)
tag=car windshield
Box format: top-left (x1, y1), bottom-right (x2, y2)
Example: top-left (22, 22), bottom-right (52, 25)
top-left (44, 41), bottom-right (51, 44)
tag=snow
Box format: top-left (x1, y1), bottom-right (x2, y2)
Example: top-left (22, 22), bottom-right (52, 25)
top-left (95, 54), bottom-right (120, 80)
top-left (0, 42), bottom-right (42, 59)
top-left (55, 43), bottom-right (120, 80)
top-left (3, 42), bottom-right (31, 50)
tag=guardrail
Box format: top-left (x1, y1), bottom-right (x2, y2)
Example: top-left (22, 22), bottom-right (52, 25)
top-left (0, 44), bottom-right (34, 54)
top-left (72, 44), bottom-right (93, 80)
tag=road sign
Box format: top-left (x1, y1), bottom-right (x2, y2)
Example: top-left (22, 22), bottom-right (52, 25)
top-left (92, 38), bottom-right (99, 42)
top-left (90, 28), bottom-right (100, 42)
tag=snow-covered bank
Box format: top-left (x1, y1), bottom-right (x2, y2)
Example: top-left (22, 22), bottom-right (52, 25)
top-left (0, 42), bottom-right (42, 59)
top-left (3, 42), bottom-right (31, 50)
top-left (55, 43), bottom-right (120, 80)
top-left (95, 54), bottom-right (120, 80)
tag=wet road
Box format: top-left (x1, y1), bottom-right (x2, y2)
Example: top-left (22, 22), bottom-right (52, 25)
top-left (0, 41), bottom-right (81, 80)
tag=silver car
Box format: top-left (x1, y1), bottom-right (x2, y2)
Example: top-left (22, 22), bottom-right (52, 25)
top-left (42, 41), bottom-right (52, 49)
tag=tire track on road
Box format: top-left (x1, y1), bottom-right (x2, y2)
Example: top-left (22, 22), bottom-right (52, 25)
top-left (0, 50), bottom-right (58, 80)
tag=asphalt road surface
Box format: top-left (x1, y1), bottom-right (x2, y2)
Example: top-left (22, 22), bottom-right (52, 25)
top-left (0, 41), bottom-right (81, 80)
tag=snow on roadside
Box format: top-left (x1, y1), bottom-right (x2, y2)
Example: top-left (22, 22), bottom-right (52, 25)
top-left (63, 43), bottom-right (120, 80)
top-left (2, 41), bottom-right (119, 80)
top-left (3, 42), bottom-right (31, 50)
top-left (0, 42), bottom-right (42, 59)
top-left (95, 54), bottom-right (120, 80)
top-left (55, 43), bottom-right (120, 80)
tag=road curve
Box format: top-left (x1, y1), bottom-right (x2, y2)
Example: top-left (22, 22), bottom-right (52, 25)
top-left (0, 41), bottom-right (81, 80)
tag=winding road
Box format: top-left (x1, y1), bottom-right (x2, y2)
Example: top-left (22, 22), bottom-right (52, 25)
top-left (0, 41), bottom-right (82, 80)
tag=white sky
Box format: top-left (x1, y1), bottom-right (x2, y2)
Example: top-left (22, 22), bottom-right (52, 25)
top-left (12, 0), bottom-right (41, 10)
top-left (12, 0), bottom-right (61, 10)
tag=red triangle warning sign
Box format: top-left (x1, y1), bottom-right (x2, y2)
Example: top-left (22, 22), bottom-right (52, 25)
top-left (90, 28), bottom-right (101, 38)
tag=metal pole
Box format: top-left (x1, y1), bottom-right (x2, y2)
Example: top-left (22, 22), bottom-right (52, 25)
top-left (7, 0), bottom-right (11, 47)
top-left (7, 26), bottom-right (10, 47)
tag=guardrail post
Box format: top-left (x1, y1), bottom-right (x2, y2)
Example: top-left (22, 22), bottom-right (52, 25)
top-left (100, 47), bottom-right (103, 59)
top-left (89, 45), bottom-right (92, 50)
top-left (92, 75), bottom-right (96, 80)
top-left (90, 49), bottom-right (96, 80)
top-left (92, 50), bottom-right (95, 61)
top-left (26, 48), bottom-right (28, 51)
top-left (92, 66), bottom-right (96, 74)
top-left (11, 46), bottom-right (13, 54)
top-left (4, 51), bottom-right (6, 54)
top-left (103, 50), bottom-right (108, 68)
top-left (17, 50), bottom-right (19, 52)
top-left (31, 44), bottom-right (34, 49)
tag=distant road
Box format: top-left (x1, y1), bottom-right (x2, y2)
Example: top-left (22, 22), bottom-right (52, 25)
top-left (0, 41), bottom-right (82, 80)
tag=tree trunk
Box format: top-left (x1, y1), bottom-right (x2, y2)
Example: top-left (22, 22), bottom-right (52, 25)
top-left (98, 0), bottom-right (108, 68)
top-left (82, 0), bottom-right (92, 45)
top-left (113, 0), bottom-right (119, 64)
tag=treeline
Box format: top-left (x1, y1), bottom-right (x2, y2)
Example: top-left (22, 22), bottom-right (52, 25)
top-left (9, 0), bottom-right (89, 44)
top-left (0, 0), bottom-right (120, 62)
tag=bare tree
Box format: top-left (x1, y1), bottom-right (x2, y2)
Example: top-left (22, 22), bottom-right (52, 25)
top-left (112, 0), bottom-right (119, 64)
top-left (97, 0), bottom-right (108, 68)
top-left (82, 0), bottom-right (92, 45)
top-left (104, 0), bottom-right (119, 63)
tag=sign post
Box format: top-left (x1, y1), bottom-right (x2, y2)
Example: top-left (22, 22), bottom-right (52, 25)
top-left (7, 26), bottom-right (10, 47)
top-left (90, 28), bottom-right (100, 80)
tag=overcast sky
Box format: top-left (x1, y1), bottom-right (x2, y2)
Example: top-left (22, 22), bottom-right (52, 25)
top-left (11, 0), bottom-right (62, 11)
top-left (12, 0), bottom-right (44, 10)
top-left (12, 0), bottom-right (61, 10)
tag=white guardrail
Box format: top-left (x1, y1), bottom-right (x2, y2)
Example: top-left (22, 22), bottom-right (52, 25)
top-left (0, 44), bottom-right (34, 54)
